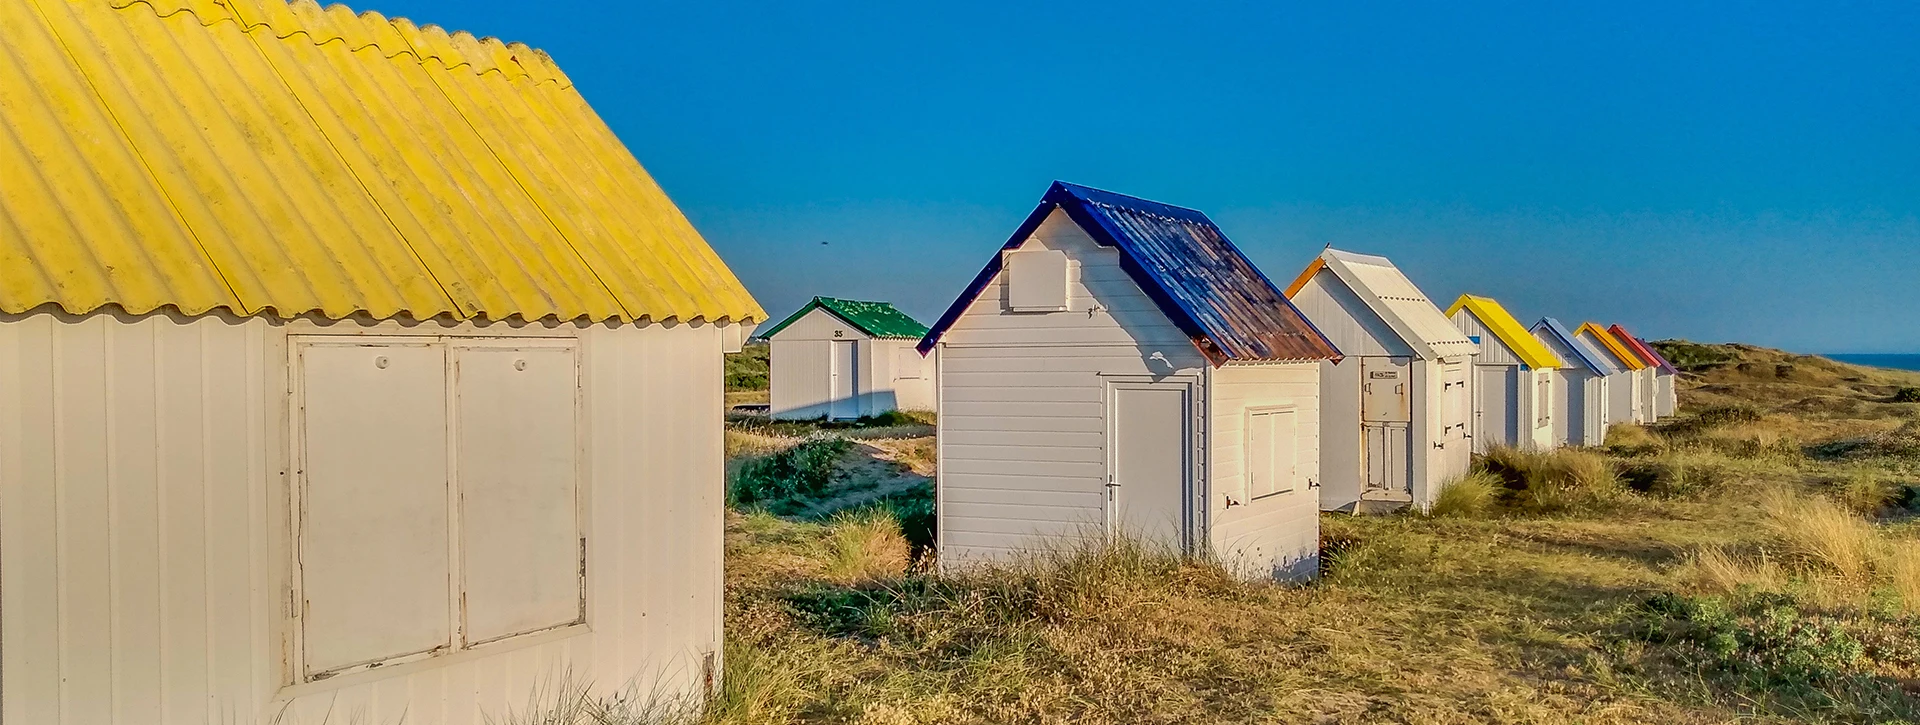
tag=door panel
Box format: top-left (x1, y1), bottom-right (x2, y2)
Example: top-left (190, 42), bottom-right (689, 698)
top-left (453, 343), bottom-right (583, 645)
top-left (830, 340), bottom-right (859, 419)
top-left (297, 341), bottom-right (451, 675)
top-left (1363, 423), bottom-right (1411, 498)
top-left (1360, 357), bottom-right (1412, 423)
top-left (1109, 384), bottom-right (1190, 550)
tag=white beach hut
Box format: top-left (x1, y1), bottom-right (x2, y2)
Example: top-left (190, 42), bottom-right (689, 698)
top-left (0, 2), bottom-right (762, 722)
top-left (765, 297), bottom-right (934, 420)
top-left (918, 182), bottom-right (1342, 580)
top-left (1577, 323), bottom-right (1649, 426)
top-left (1446, 295), bottom-right (1562, 452)
top-left (1530, 318), bottom-right (1619, 447)
top-left (1283, 249), bottom-right (1479, 512)
top-left (1612, 325), bottom-right (1679, 419)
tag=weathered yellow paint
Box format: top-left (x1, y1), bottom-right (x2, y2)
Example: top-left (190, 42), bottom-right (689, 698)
top-left (1579, 322), bottom-right (1647, 370)
top-left (1444, 294), bottom-right (1561, 369)
top-left (1, 0), bottom-right (761, 323)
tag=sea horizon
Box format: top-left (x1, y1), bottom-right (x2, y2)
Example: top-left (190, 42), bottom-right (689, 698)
top-left (1825, 353), bottom-right (1920, 372)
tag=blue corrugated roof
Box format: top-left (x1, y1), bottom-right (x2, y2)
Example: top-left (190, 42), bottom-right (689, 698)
top-left (1533, 317), bottom-right (1617, 375)
top-left (919, 182), bottom-right (1340, 365)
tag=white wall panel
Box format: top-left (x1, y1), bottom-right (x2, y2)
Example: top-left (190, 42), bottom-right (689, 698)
top-left (0, 309), bottom-right (725, 725)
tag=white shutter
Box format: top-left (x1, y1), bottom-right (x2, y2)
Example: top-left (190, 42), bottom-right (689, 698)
top-left (1006, 249), bottom-right (1069, 311)
top-left (454, 343), bottom-right (584, 644)
top-left (895, 346), bottom-right (922, 379)
top-left (296, 341), bottom-right (451, 675)
top-left (1248, 411), bottom-right (1275, 498)
top-left (1246, 407), bottom-right (1299, 499)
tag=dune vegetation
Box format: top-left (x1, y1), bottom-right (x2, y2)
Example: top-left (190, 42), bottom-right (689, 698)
top-left (530, 342), bottom-right (1920, 724)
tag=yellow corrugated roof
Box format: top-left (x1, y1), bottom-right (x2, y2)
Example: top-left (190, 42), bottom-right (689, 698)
top-left (0, 0), bottom-right (762, 323)
top-left (1445, 294), bottom-right (1561, 369)
top-left (1578, 322), bottom-right (1647, 370)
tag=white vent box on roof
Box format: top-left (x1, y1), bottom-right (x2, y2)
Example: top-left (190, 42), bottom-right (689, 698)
top-left (1006, 249), bottom-right (1069, 312)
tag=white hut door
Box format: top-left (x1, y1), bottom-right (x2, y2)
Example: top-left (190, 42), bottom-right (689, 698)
top-left (1107, 383), bottom-right (1191, 551)
top-left (829, 340), bottom-right (859, 419)
top-left (1474, 366), bottom-right (1516, 451)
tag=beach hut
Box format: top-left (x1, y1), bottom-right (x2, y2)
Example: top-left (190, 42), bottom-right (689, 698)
top-left (1284, 249), bottom-right (1479, 512)
top-left (1446, 295), bottom-right (1563, 452)
top-left (1530, 318), bottom-right (1620, 446)
top-left (764, 297), bottom-right (934, 420)
top-left (1611, 324), bottom-right (1679, 419)
top-left (918, 182), bottom-right (1340, 580)
top-left (0, 1), bottom-right (762, 721)
top-left (1577, 323), bottom-right (1648, 425)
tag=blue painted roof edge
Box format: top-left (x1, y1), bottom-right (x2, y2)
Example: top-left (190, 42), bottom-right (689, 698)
top-left (1533, 316), bottom-right (1610, 375)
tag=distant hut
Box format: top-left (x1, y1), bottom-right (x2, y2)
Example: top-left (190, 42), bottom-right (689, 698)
top-left (1577, 323), bottom-right (1649, 425)
top-left (0, 1), bottom-right (761, 720)
top-left (918, 182), bottom-right (1340, 580)
top-left (765, 297), bottom-right (934, 420)
top-left (1284, 250), bottom-right (1478, 512)
top-left (1611, 325), bottom-right (1679, 419)
top-left (1446, 295), bottom-right (1563, 451)
top-left (1530, 318), bottom-right (1620, 446)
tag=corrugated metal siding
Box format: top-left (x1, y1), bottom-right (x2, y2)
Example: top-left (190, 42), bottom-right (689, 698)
top-left (936, 212), bottom-right (1210, 564)
top-left (1, 0), bottom-right (760, 324)
top-left (0, 311), bottom-right (725, 724)
top-left (1206, 363), bottom-right (1321, 580)
top-left (1450, 307), bottom-right (1521, 367)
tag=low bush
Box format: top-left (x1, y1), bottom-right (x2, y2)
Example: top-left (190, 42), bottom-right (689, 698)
top-left (1428, 471), bottom-right (1499, 518)
top-left (1605, 424), bottom-right (1665, 456)
top-left (1616, 451), bottom-right (1729, 498)
top-left (1829, 471), bottom-right (1898, 514)
top-left (817, 510), bottom-right (912, 584)
top-left (1627, 593), bottom-right (1878, 703)
top-left (725, 342), bottom-right (770, 392)
top-left (730, 435), bottom-right (852, 513)
top-left (1892, 387), bottom-right (1920, 403)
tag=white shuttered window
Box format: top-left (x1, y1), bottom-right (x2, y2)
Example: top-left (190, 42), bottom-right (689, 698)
top-left (1245, 406), bottom-right (1300, 499)
top-left (293, 338), bottom-right (584, 682)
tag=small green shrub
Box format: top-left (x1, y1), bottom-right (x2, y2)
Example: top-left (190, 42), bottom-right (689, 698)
top-left (731, 435), bottom-right (851, 512)
top-left (1892, 387), bottom-right (1920, 403)
top-left (1471, 445), bottom-right (1627, 514)
top-left (1628, 594), bottom-right (1866, 698)
top-left (1617, 453), bottom-right (1727, 498)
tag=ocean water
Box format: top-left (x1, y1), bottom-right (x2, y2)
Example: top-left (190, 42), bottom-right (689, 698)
top-left (1826, 354), bottom-right (1920, 372)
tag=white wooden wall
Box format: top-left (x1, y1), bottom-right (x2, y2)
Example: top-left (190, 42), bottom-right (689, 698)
top-left (1450, 309), bottom-right (1557, 452)
top-left (0, 308), bottom-right (728, 725)
top-left (768, 310), bottom-right (933, 419)
top-left (935, 210), bottom-right (1211, 565)
top-left (1206, 363), bottom-right (1322, 580)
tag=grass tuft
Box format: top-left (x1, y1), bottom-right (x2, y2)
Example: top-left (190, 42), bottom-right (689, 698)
top-left (817, 510), bottom-right (912, 584)
top-left (1757, 489), bottom-right (1879, 585)
top-left (1428, 471), bottom-right (1498, 518)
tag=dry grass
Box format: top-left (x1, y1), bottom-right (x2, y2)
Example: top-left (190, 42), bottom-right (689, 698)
top-left (1475, 444), bottom-right (1629, 514)
top-left (1887, 540), bottom-right (1920, 613)
top-left (1605, 423), bottom-right (1664, 454)
top-left (1680, 544), bottom-right (1786, 594)
top-left (817, 510), bottom-right (912, 583)
top-left (1757, 488), bottom-right (1880, 584)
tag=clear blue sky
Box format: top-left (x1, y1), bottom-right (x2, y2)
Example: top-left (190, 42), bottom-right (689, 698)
top-left (375, 1), bottom-right (1919, 353)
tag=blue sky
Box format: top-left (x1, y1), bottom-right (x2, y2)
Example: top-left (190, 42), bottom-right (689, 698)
top-left (375, 1), bottom-right (1919, 352)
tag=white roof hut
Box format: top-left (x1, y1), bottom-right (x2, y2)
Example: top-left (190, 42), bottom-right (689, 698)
top-left (1282, 249), bottom-right (1479, 512)
top-left (1446, 295), bottom-right (1563, 452)
top-left (918, 183), bottom-right (1341, 580)
top-left (0, 2), bottom-right (762, 721)
top-left (1531, 318), bottom-right (1620, 447)
top-left (764, 297), bottom-right (934, 420)
top-left (1577, 323), bottom-right (1650, 426)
